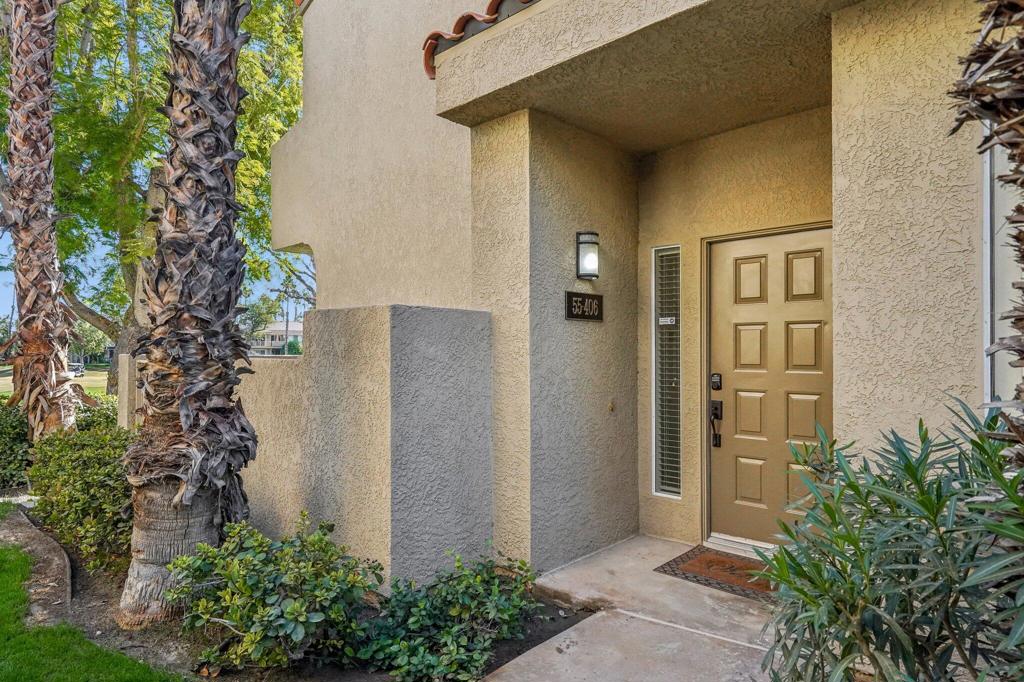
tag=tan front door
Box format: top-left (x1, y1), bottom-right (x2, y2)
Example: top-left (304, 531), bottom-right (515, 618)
top-left (709, 227), bottom-right (832, 543)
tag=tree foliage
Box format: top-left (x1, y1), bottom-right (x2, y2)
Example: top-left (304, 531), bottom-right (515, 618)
top-left (237, 293), bottom-right (280, 339)
top-left (0, 0), bottom-right (303, 337)
top-left (70, 318), bottom-right (108, 360)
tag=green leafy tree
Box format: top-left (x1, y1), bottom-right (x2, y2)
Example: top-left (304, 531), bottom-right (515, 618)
top-left (285, 338), bottom-right (302, 355)
top-left (70, 319), bottom-right (108, 362)
top-left (0, 0), bottom-right (304, 393)
top-left (237, 293), bottom-right (281, 341)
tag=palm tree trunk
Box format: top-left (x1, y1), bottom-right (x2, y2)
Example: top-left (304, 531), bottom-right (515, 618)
top-left (116, 482), bottom-right (218, 628)
top-left (5, 0), bottom-right (76, 440)
top-left (117, 0), bottom-right (257, 628)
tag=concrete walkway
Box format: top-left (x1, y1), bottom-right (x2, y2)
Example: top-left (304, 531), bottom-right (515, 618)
top-left (486, 536), bottom-right (771, 682)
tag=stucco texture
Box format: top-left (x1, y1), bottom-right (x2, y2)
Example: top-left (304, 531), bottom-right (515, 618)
top-left (271, 0), bottom-right (475, 311)
top-left (233, 306), bottom-right (491, 584)
top-left (434, 0), bottom-right (860, 153)
top-left (388, 306), bottom-right (493, 579)
top-left (637, 108), bottom-right (834, 544)
top-left (472, 110), bottom-right (533, 562)
top-left (528, 112), bottom-right (639, 571)
top-left (831, 0), bottom-right (983, 449)
top-left (472, 110), bottom-right (639, 571)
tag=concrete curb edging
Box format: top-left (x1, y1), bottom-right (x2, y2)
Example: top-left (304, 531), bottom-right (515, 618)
top-left (0, 508), bottom-right (73, 625)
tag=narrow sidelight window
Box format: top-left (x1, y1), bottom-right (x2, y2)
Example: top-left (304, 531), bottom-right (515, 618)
top-left (653, 246), bottom-right (681, 496)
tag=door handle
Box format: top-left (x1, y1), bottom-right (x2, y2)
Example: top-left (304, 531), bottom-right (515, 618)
top-left (709, 400), bottom-right (723, 448)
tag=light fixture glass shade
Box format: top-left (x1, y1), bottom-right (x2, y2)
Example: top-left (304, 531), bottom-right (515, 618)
top-left (576, 231), bottom-right (600, 280)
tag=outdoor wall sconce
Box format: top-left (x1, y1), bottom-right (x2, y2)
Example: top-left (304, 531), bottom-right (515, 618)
top-left (576, 231), bottom-right (600, 280)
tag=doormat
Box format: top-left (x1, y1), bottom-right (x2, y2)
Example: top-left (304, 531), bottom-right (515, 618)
top-left (654, 546), bottom-right (773, 602)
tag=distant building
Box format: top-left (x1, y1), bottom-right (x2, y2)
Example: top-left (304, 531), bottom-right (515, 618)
top-left (250, 320), bottom-right (303, 356)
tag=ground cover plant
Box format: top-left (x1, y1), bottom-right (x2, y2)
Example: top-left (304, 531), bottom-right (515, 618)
top-left (760, 404), bottom-right (1024, 682)
top-left (168, 515), bottom-right (381, 672)
top-left (169, 516), bottom-right (539, 681)
top-left (358, 554), bottom-right (539, 682)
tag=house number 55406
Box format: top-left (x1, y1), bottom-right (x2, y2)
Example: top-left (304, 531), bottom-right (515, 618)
top-left (565, 292), bottom-right (604, 321)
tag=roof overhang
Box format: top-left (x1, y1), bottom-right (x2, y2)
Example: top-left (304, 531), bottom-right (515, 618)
top-left (432, 0), bottom-right (863, 153)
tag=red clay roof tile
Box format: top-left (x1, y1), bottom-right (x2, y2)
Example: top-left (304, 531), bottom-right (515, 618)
top-left (422, 0), bottom-right (539, 79)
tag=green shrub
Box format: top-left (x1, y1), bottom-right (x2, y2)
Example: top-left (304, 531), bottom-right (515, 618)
top-left (0, 404), bottom-right (29, 489)
top-left (29, 426), bottom-right (134, 571)
top-left (76, 394), bottom-right (117, 431)
top-left (168, 516), bottom-right (382, 670)
top-left (168, 518), bottom-right (539, 681)
top-left (358, 554), bottom-right (539, 682)
top-left (760, 403), bottom-right (1023, 682)
top-left (0, 394), bottom-right (116, 490)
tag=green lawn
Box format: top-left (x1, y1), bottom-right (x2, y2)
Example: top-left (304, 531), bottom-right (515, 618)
top-left (0, 367), bottom-right (108, 397)
top-left (0, 505), bottom-right (180, 681)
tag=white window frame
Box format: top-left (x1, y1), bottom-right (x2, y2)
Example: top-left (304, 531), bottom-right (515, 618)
top-left (984, 144), bottom-right (1023, 403)
top-left (984, 145), bottom-right (994, 402)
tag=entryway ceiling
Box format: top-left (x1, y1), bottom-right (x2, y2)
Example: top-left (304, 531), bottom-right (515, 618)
top-left (435, 0), bottom-right (863, 153)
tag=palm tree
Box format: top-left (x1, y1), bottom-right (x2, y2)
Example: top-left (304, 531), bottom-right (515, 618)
top-left (953, 3), bottom-right (1024, 472)
top-left (117, 0), bottom-right (257, 628)
top-left (4, 0), bottom-right (77, 440)
top-left (952, 1), bottom-right (1024, 605)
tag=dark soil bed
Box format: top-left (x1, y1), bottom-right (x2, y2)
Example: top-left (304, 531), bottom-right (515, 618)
top-left (24, 509), bottom-right (592, 681)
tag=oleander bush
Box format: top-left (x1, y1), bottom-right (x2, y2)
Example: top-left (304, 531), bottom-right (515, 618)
top-left (760, 402), bottom-right (1023, 682)
top-left (357, 553), bottom-right (539, 682)
top-left (168, 515), bottom-right (383, 671)
top-left (29, 426), bottom-right (134, 570)
top-left (0, 404), bottom-right (30, 489)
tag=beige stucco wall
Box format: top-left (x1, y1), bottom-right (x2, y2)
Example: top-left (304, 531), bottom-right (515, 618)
top-left (435, 0), bottom-right (703, 125)
top-left (271, 0), bottom-right (475, 310)
top-left (637, 107), bottom-right (834, 543)
top-left (832, 0), bottom-right (983, 449)
top-left (472, 110), bottom-right (533, 561)
top-left (434, 0), bottom-right (859, 153)
top-left (472, 110), bottom-right (639, 571)
top-left (240, 307), bottom-right (492, 584)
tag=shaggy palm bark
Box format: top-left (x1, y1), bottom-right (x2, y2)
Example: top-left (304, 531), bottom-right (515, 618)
top-left (950, 6), bottom-right (1024, 462)
top-left (117, 0), bottom-right (257, 629)
top-left (4, 0), bottom-right (77, 439)
top-left (952, 1), bottom-right (1024, 545)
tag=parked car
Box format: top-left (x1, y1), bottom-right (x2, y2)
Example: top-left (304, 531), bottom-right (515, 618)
top-left (68, 362), bottom-right (85, 377)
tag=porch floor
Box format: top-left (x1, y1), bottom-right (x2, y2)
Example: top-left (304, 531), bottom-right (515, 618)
top-left (486, 535), bottom-right (771, 681)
